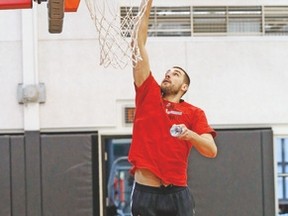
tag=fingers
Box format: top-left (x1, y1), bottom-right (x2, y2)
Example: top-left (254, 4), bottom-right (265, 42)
top-left (178, 124), bottom-right (191, 140)
top-left (177, 124), bottom-right (190, 140)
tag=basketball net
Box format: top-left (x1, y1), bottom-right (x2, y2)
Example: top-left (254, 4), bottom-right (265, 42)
top-left (84, 0), bottom-right (149, 69)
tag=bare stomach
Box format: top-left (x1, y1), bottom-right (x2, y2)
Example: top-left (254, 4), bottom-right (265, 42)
top-left (134, 168), bottom-right (164, 187)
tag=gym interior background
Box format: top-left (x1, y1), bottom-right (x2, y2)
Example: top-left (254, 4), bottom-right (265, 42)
top-left (1, 0), bottom-right (288, 215)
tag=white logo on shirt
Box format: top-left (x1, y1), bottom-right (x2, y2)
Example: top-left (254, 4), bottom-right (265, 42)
top-left (166, 109), bottom-right (182, 115)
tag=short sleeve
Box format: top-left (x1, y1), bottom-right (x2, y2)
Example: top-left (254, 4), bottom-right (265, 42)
top-left (193, 109), bottom-right (216, 138)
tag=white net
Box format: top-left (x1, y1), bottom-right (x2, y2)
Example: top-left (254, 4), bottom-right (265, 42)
top-left (84, 0), bottom-right (149, 69)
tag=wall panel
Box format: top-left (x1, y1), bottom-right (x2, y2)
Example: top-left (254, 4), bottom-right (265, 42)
top-left (188, 128), bottom-right (275, 216)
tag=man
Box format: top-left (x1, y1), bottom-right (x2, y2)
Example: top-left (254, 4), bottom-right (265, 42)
top-left (128, 0), bottom-right (217, 215)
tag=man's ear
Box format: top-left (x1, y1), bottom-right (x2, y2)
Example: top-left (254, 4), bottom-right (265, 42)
top-left (181, 83), bottom-right (189, 92)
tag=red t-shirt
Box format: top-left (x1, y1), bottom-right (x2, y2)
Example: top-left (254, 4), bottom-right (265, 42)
top-left (128, 73), bottom-right (216, 186)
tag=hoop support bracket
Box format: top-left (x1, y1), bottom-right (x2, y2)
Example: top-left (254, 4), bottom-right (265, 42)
top-left (17, 83), bottom-right (46, 104)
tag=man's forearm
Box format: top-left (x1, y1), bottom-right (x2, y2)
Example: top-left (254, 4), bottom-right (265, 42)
top-left (133, 0), bottom-right (153, 86)
top-left (137, 0), bottom-right (153, 46)
top-left (189, 133), bottom-right (217, 158)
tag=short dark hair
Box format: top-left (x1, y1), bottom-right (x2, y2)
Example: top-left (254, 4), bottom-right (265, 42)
top-left (173, 66), bottom-right (190, 86)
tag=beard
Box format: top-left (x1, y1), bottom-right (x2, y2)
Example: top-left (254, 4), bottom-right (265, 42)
top-left (160, 84), bottom-right (181, 96)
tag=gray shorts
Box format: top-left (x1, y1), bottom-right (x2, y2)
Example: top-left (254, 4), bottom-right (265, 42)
top-left (131, 183), bottom-right (196, 216)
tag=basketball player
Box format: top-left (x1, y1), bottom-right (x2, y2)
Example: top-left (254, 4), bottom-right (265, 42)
top-left (128, 0), bottom-right (218, 215)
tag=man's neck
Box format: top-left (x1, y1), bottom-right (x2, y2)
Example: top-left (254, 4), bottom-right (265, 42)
top-left (162, 95), bottom-right (182, 103)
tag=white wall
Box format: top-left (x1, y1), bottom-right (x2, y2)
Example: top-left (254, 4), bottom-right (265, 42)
top-left (0, 0), bottom-right (288, 132)
top-left (144, 36), bottom-right (288, 127)
top-left (0, 10), bottom-right (23, 131)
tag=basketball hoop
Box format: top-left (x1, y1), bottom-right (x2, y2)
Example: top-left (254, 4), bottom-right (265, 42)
top-left (0, 0), bottom-right (32, 10)
top-left (84, 0), bottom-right (149, 69)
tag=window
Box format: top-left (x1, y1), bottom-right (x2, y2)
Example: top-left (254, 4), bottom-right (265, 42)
top-left (227, 6), bottom-right (262, 34)
top-left (120, 5), bottom-right (288, 37)
top-left (193, 6), bottom-right (262, 35)
top-left (264, 6), bottom-right (288, 35)
top-left (149, 6), bottom-right (191, 37)
top-left (104, 137), bottom-right (132, 216)
top-left (193, 7), bottom-right (227, 34)
top-left (120, 6), bottom-right (191, 37)
top-left (276, 137), bottom-right (288, 215)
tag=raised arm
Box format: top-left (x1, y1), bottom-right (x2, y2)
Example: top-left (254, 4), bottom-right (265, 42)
top-left (132, 0), bottom-right (153, 87)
